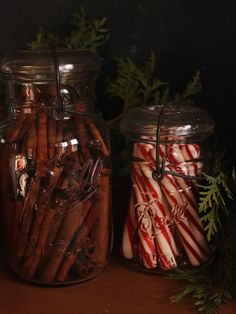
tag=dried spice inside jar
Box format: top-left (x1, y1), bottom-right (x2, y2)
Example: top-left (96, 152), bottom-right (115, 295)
top-left (120, 104), bottom-right (214, 272)
top-left (0, 50), bottom-right (112, 285)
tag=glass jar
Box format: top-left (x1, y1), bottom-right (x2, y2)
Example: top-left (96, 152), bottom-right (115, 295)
top-left (120, 104), bottom-right (214, 272)
top-left (0, 50), bottom-right (112, 285)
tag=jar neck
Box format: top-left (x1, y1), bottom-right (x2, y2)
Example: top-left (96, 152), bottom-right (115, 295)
top-left (5, 80), bottom-right (95, 115)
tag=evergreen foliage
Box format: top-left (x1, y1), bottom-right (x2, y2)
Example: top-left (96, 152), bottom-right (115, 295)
top-left (0, 9), bottom-right (236, 313)
top-left (28, 8), bottom-right (109, 53)
top-left (170, 158), bottom-right (236, 313)
top-left (107, 52), bottom-right (201, 124)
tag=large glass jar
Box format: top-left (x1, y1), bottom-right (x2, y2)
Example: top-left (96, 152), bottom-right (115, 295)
top-left (0, 50), bottom-right (112, 285)
top-left (120, 104), bottom-right (214, 272)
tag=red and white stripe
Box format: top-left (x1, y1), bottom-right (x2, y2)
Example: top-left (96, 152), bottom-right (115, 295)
top-left (131, 164), bottom-right (158, 269)
top-left (181, 144), bottom-right (200, 161)
top-left (167, 143), bottom-right (201, 201)
top-left (123, 141), bottom-right (210, 269)
top-left (166, 144), bottom-right (185, 164)
top-left (133, 143), bottom-right (179, 269)
top-left (121, 192), bottom-right (137, 259)
top-left (160, 170), bottom-right (210, 265)
top-left (149, 144), bottom-right (167, 164)
top-left (150, 142), bottom-right (210, 265)
top-left (138, 163), bottom-right (179, 269)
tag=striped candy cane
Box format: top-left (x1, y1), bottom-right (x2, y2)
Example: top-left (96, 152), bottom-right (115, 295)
top-left (121, 192), bottom-right (137, 259)
top-left (131, 164), bottom-right (158, 269)
top-left (160, 169), bottom-right (210, 266)
top-left (136, 164), bottom-right (178, 269)
top-left (133, 143), bottom-right (179, 269)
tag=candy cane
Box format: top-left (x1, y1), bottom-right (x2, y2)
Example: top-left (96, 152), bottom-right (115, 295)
top-left (166, 144), bottom-right (185, 164)
top-left (147, 143), bottom-right (207, 248)
top-left (133, 166), bottom-right (177, 270)
top-left (160, 170), bottom-right (210, 265)
top-left (181, 143), bottom-right (202, 192)
top-left (149, 144), bottom-right (167, 164)
top-left (187, 161), bottom-right (202, 175)
top-left (181, 144), bottom-right (200, 161)
top-left (167, 145), bottom-right (205, 231)
top-left (121, 192), bottom-right (137, 259)
top-left (126, 141), bottom-right (210, 267)
top-left (167, 144), bottom-right (199, 204)
top-left (133, 143), bottom-right (179, 269)
top-left (131, 164), bottom-right (158, 269)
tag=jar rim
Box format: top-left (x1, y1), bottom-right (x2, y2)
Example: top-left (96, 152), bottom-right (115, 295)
top-left (0, 49), bottom-right (101, 82)
top-left (121, 104), bottom-right (214, 143)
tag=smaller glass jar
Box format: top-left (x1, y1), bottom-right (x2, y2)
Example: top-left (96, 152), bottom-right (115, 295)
top-left (120, 104), bottom-right (214, 272)
top-left (0, 50), bottom-right (112, 285)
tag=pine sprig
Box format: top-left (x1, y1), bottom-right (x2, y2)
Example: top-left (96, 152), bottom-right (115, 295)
top-left (134, 51), bottom-right (166, 104)
top-left (170, 267), bottom-right (217, 313)
top-left (28, 27), bottom-right (60, 50)
top-left (65, 8), bottom-right (109, 52)
top-left (170, 263), bottom-right (233, 313)
top-left (107, 57), bottom-right (141, 110)
top-left (173, 71), bottom-right (202, 105)
top-left (107, 52), bottom-right (202, 125)
top-left (182, 70), bottom-right (202, 99)
top-left (199, 171), bottom-right (233, 241)
top-left (106, 52), bottom-right (167, 124)
top-left (170, 160), bottom-right (236, 313)
top-left (28, 8), bottom-right (109, 53)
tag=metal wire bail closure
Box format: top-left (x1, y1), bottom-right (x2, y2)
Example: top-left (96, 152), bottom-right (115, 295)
top-left (152, 104), bottom-right (203, 182)
top-left (152, 105), bottom-right (167, 182)
top-left (51, 46), bottom-right (95, 120)
top-left (51, 46), bottom-right (66, 119)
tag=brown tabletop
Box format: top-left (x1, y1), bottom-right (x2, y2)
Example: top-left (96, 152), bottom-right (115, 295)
top-left (0, 255), bottom-right (235, 314)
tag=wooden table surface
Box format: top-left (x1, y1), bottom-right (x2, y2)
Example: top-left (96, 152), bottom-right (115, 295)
top-left (0, 254), bottom-right (235, 314)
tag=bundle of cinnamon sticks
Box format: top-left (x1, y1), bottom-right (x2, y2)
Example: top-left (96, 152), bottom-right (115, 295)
top-left (1, 103), bottom-right (111, 284)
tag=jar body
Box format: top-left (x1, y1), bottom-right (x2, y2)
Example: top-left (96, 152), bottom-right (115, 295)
top-left (121, 105), bottom-right (214, 272)
top-left (0, 81), bottom-right (111, 284)
top-left (0, 106), bottom-right (111, 284)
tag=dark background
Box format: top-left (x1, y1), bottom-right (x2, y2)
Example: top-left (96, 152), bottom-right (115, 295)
top-left (0, 0), bottom-right (235, 161)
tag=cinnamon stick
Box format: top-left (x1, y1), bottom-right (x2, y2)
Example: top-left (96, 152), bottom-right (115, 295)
top-left (89, 172), bottom-right (111, 267)
top-left (40, 199), bottom-right (92, 282)
top-left (6, 114), bottom-right (27, 143)
top-left (21, 207), bottom-right (57, 278)
top-left (56, 198), bottom-right (100, 282)
top-left (16, 177), bottom-right (40, 259)
top-left (74, 256), bottom-right (95, 278)
top-left (75, 116), bottom-right (91, 160)
top-left (25, 117), bottom-right (37, 161)
top-left (87, 120), bottom-right (110, 157)
top-left (21, 165), bottom-right (63, 274)
top-left (47, 117), bottom-right (56, 159)
top-left (12, 200), bottom-right (24, 249)
top-left (56, 121), bottom-right (63, 145)
top-left (36, 112), bottom-right (48, 169)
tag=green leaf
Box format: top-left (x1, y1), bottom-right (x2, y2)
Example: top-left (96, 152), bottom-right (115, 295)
top-left (182, 70), bottom-right (201, 99)
top-left (27, 26), bottom-right (60, 49)
top-left (198, 168), bottom-right (234, 241)
top-left (28, 8), bottom-right (109, 53)
top-left (66, 8), bottom-right (109, 52)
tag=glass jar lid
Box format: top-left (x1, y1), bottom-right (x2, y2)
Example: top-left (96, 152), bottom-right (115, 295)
top-left (121, 104), bottom-right (214, 143)
top-left (0, 50), bottom-right (101, 83)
